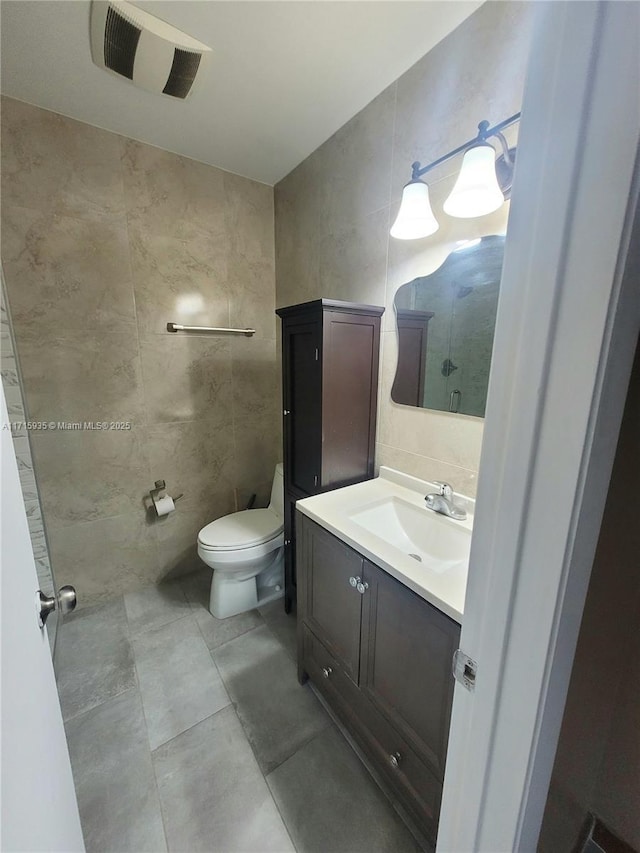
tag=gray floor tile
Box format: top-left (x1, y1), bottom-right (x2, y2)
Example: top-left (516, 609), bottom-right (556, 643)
top-left (180, 568), bottom-right (264, 650)
top-left (267, 726), bottom-right (422, 853)
top-left (259, 598), bottom-right (298, 661)
top-left (56, 598), bottom-right (135, 721)
top-left (132, 615), bottom-right (231, 749)
top-left (125, 581), bottom-right (192, 636)
top-left (153, 706), bottom-right (294, 853)
top-left (66, 688), bottom-right (167, 853)
top-left (212, 625), bottom-right (331, 774)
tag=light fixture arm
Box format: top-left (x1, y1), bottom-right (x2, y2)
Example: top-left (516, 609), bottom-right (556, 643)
top-left (410, 112), bottom-right (521, 181)
top-left (492, 130), bottom-right (514, 167)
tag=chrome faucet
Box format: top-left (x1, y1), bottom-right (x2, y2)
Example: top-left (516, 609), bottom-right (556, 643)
top-left (425, 482), bottom-right (467, 521)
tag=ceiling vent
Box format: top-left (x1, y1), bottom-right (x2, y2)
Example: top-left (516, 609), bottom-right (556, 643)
top-left (90, 1), bottom-right (211, 99)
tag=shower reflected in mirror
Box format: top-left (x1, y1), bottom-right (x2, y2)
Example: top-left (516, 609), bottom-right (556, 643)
top-left (391, 234), bottom-right (505, 418)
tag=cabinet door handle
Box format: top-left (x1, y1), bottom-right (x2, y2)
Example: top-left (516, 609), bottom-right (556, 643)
top-left (322, 666), bottom-right (333, 679)
top-left (356, 581), bottom-right (369, 595)
top-left (349, 576), bottom-right (361, 588)
top-left (283, 409), bottom-right (291, 416)
top-left (389, 751), bottom-right (402, 768)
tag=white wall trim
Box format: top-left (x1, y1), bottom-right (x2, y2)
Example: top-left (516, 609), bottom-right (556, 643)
top-left (437, 2), bottom-right (640, 850)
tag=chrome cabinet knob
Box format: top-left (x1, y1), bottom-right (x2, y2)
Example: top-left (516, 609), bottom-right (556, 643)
top-left (389, 751), bottom-right (402, 768)
top-left (322, 666), bottom-right (333, 679)
top-left (356, 581), bottom-right (369, 595)
top-left (349, 576), bottom-right (361, 588)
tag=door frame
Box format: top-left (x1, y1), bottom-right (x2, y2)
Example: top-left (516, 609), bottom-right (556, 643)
top-left (437, 3), bottom-right (640, 851)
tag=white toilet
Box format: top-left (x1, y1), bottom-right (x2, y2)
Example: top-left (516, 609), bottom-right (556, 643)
top-left (197, 463), bottom-right (285, 619)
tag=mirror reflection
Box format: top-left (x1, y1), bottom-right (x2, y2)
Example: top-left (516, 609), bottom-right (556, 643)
top-left (392, 234), bottom-right (505, 418)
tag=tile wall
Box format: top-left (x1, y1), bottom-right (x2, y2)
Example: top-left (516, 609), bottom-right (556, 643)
top-left (275, 1), bottom-right (536, 495)
top-left (1, 97), bottom-right (280, 606)
top-left (0, 275), bottom-right (53, 594)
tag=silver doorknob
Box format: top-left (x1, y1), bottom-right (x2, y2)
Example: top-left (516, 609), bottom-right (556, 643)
top-left (356, 581), bottom-right (369, 595)
top-left (58, 585), bottom-right (77, 616)
top-left (36, 585), bottom-right (77, 628)
top-left (349, 576), bottom-right (361, 588)
top-left (389, 751), bottom-right (402, 768)
top-left (322, 666), bottom-right (333, 679)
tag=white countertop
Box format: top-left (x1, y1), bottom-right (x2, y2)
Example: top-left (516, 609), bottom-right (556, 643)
top-left (296, 467), bottom-right (474, 624)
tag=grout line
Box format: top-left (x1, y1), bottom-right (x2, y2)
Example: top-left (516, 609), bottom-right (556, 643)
top-left (61, 683), bottom-right (139, 727)
top-left (263, 713), bottom-right (333, 780)
top-left (149, 701), bottom-right (234, 756)
top-left (130, 628), bottom-right (172, 853)
top-left (263, 772), bottom-right (299, 853)
top-left (127, 610), bottom-right (193, 641)
top-left (205, 616), bottom-right (267, 655)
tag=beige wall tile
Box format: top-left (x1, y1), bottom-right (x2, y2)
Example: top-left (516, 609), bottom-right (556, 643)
top-left (375, 443), bottom-right (478, 498)
top-left (144, 419), bottom-right (236, 511)
top-left (2, 205), bottom-right (137, 333)
top-left (49, 514), bottom-right (160, 606)
top-left (17, 329), bottom-right (145, 424)
top-left (30, 427), bottom-right (150, 530)
top-left (129, 225), bottom-right (230, 336)
top-left (231, 336), bottom-right (279, 423)
top-left (122, 140), bottom-right (227, 241)
top-left (314, 207), bottom-right (389, 307)
top-left (1, 96), bottom-right (125, 223)
top-left (139, 335), bottom-right (233, 425)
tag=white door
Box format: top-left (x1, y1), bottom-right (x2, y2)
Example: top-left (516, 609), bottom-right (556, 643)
top-left (438, 2), bottom-right (640, 850)
top-left (0, 385), bottom-right (84, 852)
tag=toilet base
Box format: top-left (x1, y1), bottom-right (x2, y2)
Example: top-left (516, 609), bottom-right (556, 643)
top-left (209, 552), bottom-right (284, 620)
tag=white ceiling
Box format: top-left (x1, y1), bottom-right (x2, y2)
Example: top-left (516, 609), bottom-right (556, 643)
top-left (0, 1), bottom-right (481, 185)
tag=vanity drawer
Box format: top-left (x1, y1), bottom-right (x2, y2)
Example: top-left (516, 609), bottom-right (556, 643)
top-left (302, 624), bottom-right (442, 844)
top-left (303, 623), bottom-right (361, 709)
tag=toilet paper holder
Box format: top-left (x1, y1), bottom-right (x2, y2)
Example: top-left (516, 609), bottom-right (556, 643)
top-left (150, 480), bottom-right (183, 511)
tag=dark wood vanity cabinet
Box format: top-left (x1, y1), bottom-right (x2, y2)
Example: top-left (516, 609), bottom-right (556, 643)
top-left (276, 300), bottom-right (384, 612)
top-left (297, 514), bottom-right (460, 846)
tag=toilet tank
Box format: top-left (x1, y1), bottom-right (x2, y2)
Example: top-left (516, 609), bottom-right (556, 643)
top-left (269, 463), bottom-right (284, 519)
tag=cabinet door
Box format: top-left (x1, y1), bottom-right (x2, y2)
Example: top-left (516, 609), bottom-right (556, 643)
top-left (360, 561), bottom-right (460, 779)
top-left (321, 310), bottom-right (380, 488)
top-left (299, 517), bottom-right (363, 682)
top-left (282, 319), bottom-right (322, 496)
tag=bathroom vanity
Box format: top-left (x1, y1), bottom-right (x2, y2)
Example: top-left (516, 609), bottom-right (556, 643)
top-left (295, 468), bottom-right (472, 845)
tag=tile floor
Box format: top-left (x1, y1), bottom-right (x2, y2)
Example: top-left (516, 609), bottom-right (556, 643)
top-left (57, 568), bottom-right (422, 853)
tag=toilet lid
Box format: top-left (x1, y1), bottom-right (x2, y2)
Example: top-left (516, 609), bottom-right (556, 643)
top-left (198, 508), bottom-right (283, 550)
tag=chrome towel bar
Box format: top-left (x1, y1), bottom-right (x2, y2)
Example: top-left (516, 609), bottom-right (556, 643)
top-left (167, 323), bottom-right (255, 336)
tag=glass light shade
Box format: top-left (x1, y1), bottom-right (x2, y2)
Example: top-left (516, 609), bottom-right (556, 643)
top-left (443, 143), bottom-right (504, 218)
top-left (390, 180), bottom-right (439, 240)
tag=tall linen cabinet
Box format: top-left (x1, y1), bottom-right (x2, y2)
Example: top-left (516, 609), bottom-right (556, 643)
top-left (276, 299), bottom-right (384, 611)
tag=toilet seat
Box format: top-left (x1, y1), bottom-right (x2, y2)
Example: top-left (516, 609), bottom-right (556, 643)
top-left (198, 508), bottom-right (283, 552)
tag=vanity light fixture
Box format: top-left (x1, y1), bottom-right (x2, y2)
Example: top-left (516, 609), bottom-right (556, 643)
top-left (391, 113), bottom-right (520, 239)
top-left (390, 180), bottom-right (439, 240)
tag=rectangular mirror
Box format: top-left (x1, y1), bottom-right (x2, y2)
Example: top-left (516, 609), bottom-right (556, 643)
top-left (391, 234), bottom-right (505, 418)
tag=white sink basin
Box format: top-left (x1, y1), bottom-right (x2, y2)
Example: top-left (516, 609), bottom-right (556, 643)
top-left (295, 466), bottom-right (474, 622)
top-left (349, 496), bottom-right (471, 574)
